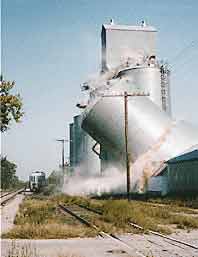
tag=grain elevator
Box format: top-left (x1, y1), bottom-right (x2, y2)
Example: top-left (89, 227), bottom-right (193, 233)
top-left (69, 20), bottom-right (198, 194)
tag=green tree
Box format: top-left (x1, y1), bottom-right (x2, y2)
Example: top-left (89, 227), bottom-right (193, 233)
top-left (0, 75), bottom-right (24, 132)
top-left (0, 157), bottom-right (22, 189)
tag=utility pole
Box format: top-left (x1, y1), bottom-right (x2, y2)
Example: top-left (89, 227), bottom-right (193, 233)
top-left (99, 91), bottom-right (149, 201)
top-left (56, 139), bottom-right (68, 175)
top-left (124, 91), bottom-right (130, 201)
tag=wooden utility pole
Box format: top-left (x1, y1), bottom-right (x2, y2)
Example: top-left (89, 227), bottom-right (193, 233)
top-left (124, 92), bottom-right (130, 201)
top-left (98, 92), bottom-right (149, 200)
top-left (56, 139), bottom-right (68, 175)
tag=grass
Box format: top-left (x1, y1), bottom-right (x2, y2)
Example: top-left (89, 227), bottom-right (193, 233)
top-left (3, 194), bottom-right (198, 239)
top-left (4, 223), bottom-right (95, 239)
top-left (14, 199), bottom-right (56, 225)
top-left (2, 196), bottom-right (96, 239)
top-left (57, 195), bottom-right (198, 232)
top-left (169, 215), bottom-right (198, 229)
top-left (147, 195), bottom-right (198, 209)
top-left (99, 200), bottom-right (169, 233)
top-left (88, 198), bottom-right (198, 233)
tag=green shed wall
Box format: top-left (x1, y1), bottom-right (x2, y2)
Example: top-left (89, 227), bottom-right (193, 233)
top-left (167, 160), bottom-right (198, 193)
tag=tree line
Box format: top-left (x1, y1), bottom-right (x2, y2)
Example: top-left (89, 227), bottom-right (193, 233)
top-left (1, 157), bottom-right (25, 189)
top-left (1, 75), bottom-right (24, 189)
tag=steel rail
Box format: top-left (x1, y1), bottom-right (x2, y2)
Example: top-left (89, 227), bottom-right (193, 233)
top-left (141, 201), bottom-right (198, 214)
top-left (0, 188), bottom-right (24, 206)
top-left (59, 204), bottom-right (146, 257)
top-left (58, 204), bottom-right (98, 229)
top-left (98, 231), bottom-right (146, 257)
top-left (76, 203), bottom-right (103, 215)
top-left (129, 222), bottom-right (198, 250)
top-left (75, 203), bottom-right (198, 252)
top-left (0, 191), bottom-right (14, 198)
top-left (0, 189), bottom-right (23, 198)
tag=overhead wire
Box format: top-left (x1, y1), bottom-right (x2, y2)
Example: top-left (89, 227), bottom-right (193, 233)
top-left (168, 39), bottom-right (198, 81)
top-left (171, 49), bottom-right (198, 77)
top-left (169, 40), bottom-right (197, 66)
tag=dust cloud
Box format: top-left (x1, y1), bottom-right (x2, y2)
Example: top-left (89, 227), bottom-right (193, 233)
top-left (62, 166), bottom-right (126, 196)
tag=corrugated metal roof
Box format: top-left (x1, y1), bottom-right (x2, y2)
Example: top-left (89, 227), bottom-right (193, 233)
top-left (167, 149), bottom-right (198, 164)
top-left (102, 24), bottom-right (157, 32)
top-left (151, 148), bottom-right (198, 177)
top-left (152, 163), bottom-right (167, 177)
top-left (180, 144), bottom-right (198, 155)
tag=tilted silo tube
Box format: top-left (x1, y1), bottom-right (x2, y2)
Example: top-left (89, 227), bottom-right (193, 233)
top-left (82, 95), bottom-right (198, 192)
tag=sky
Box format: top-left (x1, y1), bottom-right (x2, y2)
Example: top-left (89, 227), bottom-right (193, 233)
top-left (2, 0), bottom-right (198, 180)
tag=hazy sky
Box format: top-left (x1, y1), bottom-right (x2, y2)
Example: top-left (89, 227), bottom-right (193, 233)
top-left (2, 0), bottom-right (198, 180)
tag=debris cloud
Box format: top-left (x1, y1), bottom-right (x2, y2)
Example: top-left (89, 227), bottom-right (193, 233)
top-left (62, 166), bottom-right (125, 196)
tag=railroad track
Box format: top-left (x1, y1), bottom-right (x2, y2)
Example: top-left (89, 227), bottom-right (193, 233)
top-left (59, 203), bottom-right (147, 257)
top-left (1, 191), bottom-right (14, 198)
top-left (59, 203), bottom-right (198, 257)
top-left (0, 188), bottom-right (24, 206)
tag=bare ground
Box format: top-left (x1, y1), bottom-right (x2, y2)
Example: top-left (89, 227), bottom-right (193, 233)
top-left (1, 229), bottom-right (198, 257)
top-left (0, 194), bottom-right (25, 235)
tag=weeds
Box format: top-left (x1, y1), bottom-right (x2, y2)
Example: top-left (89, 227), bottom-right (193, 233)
top-left (3, 194), bottom-right (198, 239)
top-left (102, 200), bottom-right (159, 232)
top-left (169, 215), bottom-right (198, 229)
top-left (3, 223), bottom-right (96, 239)
top-left (148, 196), bottom-right (198, 209)
top-left (103, 200), bottom-right (133, 227)
top-left (3, 196), bottom-right (97, 239)
top-left (14, 199), bottom-right (56, 225)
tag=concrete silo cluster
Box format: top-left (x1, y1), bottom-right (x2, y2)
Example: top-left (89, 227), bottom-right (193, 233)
top-left (69, 21), bottom-right (198, 195)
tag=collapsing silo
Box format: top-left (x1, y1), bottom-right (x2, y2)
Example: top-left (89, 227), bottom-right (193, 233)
top-left (82, 95), bottom-right (198, 192)
top-left (70, 20), bottom-right (198, 193)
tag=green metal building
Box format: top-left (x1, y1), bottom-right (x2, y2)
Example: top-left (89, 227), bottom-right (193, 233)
top-left (148, 148), bottom-right (198, 195)
top-left (165, 149), bottom-right (198, 194)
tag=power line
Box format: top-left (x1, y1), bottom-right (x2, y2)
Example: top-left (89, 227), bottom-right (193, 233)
top-left (55, 139), bottom-right (71, 175)
top-left (170, 40), bottom-right (197, 66)
top-left (171, 49), bottom-right (198, 78)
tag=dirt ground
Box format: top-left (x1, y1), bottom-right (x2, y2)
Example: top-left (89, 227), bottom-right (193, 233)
top-left (1, 230), bottom-right (198, 257)
top-left (0, 194), bottom-right (25, 235)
